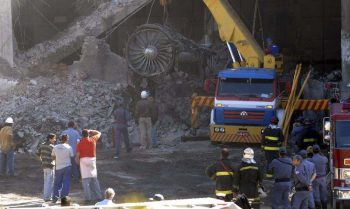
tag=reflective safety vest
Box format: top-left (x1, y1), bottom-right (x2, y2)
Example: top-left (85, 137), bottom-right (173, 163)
top-left (206, 160), bottom-right (235, 196)
top-left (261, 125), bottom-right (284, 151)
top-left (234, 162), bottom-right (263, 199)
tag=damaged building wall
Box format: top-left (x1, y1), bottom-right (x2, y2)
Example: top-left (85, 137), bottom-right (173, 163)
top-left (0, 0), bottom-right (14, 67)
top-left (341, 0), bottom-right (350, 98)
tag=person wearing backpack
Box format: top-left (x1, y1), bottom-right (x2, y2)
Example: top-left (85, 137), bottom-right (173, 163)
top-left (206, 148), bottom-right (235, 201)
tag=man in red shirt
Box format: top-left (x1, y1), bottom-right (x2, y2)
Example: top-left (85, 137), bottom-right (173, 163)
top-left (76, 129), bottom-right (103, 204)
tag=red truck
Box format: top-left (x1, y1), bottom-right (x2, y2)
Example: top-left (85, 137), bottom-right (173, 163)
top-left (325, 102), bottom-right (350, 208)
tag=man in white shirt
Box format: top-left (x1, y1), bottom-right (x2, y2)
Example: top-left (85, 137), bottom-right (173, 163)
top-left (95, 188), bottom-right (116, 206)
top-left (51, 134), bottom-right (74, 203)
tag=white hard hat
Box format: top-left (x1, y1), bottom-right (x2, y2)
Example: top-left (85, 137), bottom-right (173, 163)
top-left (141, 90), bottom-right (149, 99)
top-left (5, 117), bottom-right (13, 124)
top-left (149, 194), bottom-right (164, 201)
top-left (243, 148), bottom-right (256, 164)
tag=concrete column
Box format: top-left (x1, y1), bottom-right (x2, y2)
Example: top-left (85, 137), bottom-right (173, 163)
top-left (0, 0), bottom-right (13, 67)
top-left (342, 0), bottom-right (350, 98)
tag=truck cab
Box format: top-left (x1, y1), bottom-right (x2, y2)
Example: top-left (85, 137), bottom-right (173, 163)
top-left (210, 67), bottom-right (279, 143)
top-left (326, 102), bottom-right (350, 208)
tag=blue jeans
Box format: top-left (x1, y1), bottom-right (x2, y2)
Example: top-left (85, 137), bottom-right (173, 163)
top-left (114, 124), bottom-right (131, 157)
top-left (43, 168), bottom-right (54, 201)
top-left (0, 149), bottom-right (15, 176)
top-left (71, 157), bottom-right (80, 182)
top-left (82, 177), bottom-right (102, 201)
top-left (53, 166), bottom-right (71, 200)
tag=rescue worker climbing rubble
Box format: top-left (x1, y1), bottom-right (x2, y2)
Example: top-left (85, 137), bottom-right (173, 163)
top-left (206, 148), bottom-right (235, 202)
top-left (268, 147), bottom-right (293, 209)
top-left (261, 116), bottom-right (284, 178)
top-left (234, 148), bottom-right (264, 208)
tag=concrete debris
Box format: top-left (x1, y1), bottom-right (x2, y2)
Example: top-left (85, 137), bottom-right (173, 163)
top-left (0, 66), bottom-right (209, 152)
top-left (69, 36), bottom-right (128, 84)
top-left (15, 0), bottom-right (152, 69)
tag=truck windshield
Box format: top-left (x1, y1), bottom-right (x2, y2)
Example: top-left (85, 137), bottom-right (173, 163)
top-left (217, 78), bottom-right (274, 98)
top-left (335, 121), bottom-right (350, 147)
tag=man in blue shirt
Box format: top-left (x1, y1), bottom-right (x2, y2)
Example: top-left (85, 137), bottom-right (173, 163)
top-left (310, 145), bottom-right (328, 209)
top-left (300, 150), bottom-right (316, 209)
top-left (291, 155), bottom-right (311, 209)
top-left (268, 147), bottom-right (293, 209)
top-left (61, 121), bottom-right (81, 182)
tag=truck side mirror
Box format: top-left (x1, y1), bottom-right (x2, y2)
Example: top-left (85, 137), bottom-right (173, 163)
top-left (203, 79), bottom-right (217, 94)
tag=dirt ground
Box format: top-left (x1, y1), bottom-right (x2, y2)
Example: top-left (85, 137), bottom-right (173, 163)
top-left (0, 140), bottom-right (272, 208)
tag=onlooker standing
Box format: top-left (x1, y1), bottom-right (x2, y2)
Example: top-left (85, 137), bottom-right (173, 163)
top-left (76, 129), bottom-right (103, 203)
top-left (113, 101), bottom-right (132, 159)
top-left (95, 188), bottom-right (117, 206)
top-left (0, 117), bottom-right (15, 176)
top-left (135, 90), bottom-right (154, 149)
top-left (52, 134), bottom-right (74, 203)
top-left (61, 121), bottom-right (81, 182)
top-left (38, 133), bottom-right (56, 201)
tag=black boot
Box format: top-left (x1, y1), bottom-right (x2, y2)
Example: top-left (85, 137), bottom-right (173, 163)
top-left (315, 202), bottom-right (321, 209)
top-left (321, 201), bottom-right (327, 209)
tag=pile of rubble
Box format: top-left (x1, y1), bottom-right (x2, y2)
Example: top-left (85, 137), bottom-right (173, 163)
top-left (0, 67), bottom-right (210, 152)
top-left (0, 73), bottom-right (129, 152)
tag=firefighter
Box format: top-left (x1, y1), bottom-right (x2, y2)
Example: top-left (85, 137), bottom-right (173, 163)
top-left (300, 150), bottom-right (317, 209)
top-left (261, 116), bottom-right (284, 178)
top-left (206, 148), bottom-right (235, 201)
top-left (268, 147), bottom-right (293, 209)
top-left (234, 148), bottom-right (264, 208)
top-left (297, 118), bottom-right (322, 151)
top-left (310, 145), bottom-right (328, 209)
top-left (291, 155), bottom-right (312, 209)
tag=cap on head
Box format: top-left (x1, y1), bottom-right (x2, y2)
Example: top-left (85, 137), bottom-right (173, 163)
top-left (5, 117), bottom-right (13, 124)
top-left (299, 150), bottom-right (307, 158)
top-left (141, 90), bottom-right (149, 99)
top-left (279, 147), bottom-right (287, 155)
top-left (270, 116), bottom-right (279, 124)
top-left (313, 144), bottom-right (320, 152)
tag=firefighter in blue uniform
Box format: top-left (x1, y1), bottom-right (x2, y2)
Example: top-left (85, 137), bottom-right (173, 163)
top-left (310, 145), bottom-right (328, 209)
top-left (234, 148), bottom-right (265, 208)
top-left (261, 117), bottom-right (284, 178)
top-left (268, 147), bottom-right (293, 209)
top-left (291, 155), bottom-right (312, 209)
top-left (206, 148), bottom-right (235, 201)
top-left (297, 118), bottom-right (322, 151)
top-left (300, 150), bottom-right (317, 209)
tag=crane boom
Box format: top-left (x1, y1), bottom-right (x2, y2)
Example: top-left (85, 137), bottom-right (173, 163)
top-left (203, 0), bottom-right (265, 68)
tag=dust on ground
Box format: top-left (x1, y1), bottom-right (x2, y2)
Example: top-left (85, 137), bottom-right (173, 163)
top-left (0, 141), bottom-right (272, 208)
